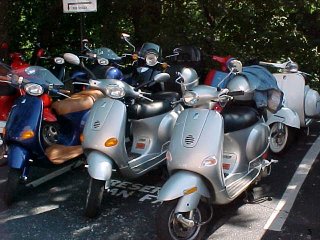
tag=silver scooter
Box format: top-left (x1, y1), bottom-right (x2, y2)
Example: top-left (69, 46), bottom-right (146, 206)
top-left (156, 60), bottom-right (282, 240)
top-left (81, 68), bottom-right (184, 218)
top-left (260, 59), bottom-right (320, 154)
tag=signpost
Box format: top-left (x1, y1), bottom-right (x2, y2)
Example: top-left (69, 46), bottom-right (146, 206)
top-left (63, 0), bottom-right (97, 13)
top-left (62, 0), bottom-right (97, 50)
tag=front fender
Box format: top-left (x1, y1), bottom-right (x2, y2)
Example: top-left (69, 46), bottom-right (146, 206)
top-left (266, 107), bottom-right (300, 128)
top-left (87, 151), bottom-right (113, 181)
top-left (158, 171), bottom-right (210, 212)
top-left (7, 145), bottom-right (29, 169)
top-left (158, 171), bottom-right (210, 201)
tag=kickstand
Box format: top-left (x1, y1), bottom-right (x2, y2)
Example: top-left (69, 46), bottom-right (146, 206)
top-left (244, 187), bottom-right (273, 204)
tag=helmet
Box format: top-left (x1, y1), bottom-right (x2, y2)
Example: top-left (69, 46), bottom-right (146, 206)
top-left (226, 75), bottom-right (253, 101)
top-left (105, 66), bottom-right (124, 80)
top-left (180, 67), bottom-right (199, 93)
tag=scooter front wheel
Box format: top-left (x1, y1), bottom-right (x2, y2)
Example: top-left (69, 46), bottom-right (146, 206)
top-left (269, 123), bottom-right (295, 154)
top-left (156, 200), bottom-right (209, 240)
top-left (3, 168), bottom-right (21, 205)
top-left (85, 177), bottom-right (105, 218)
top-left (0, 142), bottom-right (7, 166)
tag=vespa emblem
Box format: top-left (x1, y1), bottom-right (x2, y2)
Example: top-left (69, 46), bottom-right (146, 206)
top-left (193, 113), bottom-right (199, 119)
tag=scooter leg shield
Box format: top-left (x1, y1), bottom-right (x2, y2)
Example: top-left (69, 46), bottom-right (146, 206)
top-left (87, 151), bottom-right (113, 181)
top-left (7, 145), bottom-right (29, 169)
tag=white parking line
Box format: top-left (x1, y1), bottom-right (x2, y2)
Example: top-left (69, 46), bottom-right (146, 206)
top-left (264, 135), bottom-right (320, 231)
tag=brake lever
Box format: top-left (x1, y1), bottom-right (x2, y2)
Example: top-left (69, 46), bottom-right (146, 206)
top-left (139, 94), bottom-right (153, 102)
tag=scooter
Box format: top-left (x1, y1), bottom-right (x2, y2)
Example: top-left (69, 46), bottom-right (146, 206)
top-left (260, 59), bottom-right (320, 154)
top-left (72, 48), bottom-right (184, 217)
top-left (0, 54), bottom-right (66, 166)
top-left (156, 60), bottom-right (282, 240)
top-left (2, 60), bottom-right (106, 205)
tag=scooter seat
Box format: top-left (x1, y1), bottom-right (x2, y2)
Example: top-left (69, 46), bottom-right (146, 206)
top-left (45, 144), bottom-right (83, 164)
top-left (52, 89), bottom-right (104, 116)
top-left (221, 106), bottom-right (260, 133)
top-left (128, 91), bottom-right (180, 120)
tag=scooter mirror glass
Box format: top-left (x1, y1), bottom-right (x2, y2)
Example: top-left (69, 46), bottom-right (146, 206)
top-left (154, 72), bottom-right (170, 83)
top-left (63, 53), bottom-right (80, 66)
top-left (227, 59), bottom-right (242, 73)
top-left (121, 33), bottom-right (130, 39)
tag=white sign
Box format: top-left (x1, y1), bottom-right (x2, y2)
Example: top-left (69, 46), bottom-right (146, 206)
top-left (63, 0), bottom-right (97, 13)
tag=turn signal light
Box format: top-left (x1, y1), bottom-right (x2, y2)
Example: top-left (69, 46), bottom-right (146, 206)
top-left (20, 130), bottom-right (35, 140)
top-left (183, 187), bottom-right (198, 195)
top-left (80, 133), bottom-right (84, 143)
top-left (105, 138), bottom-right (118, 147)
top-left (2, 127), bottom-right (6, 137)
top-left (132, 54), bottom-right (139, 60)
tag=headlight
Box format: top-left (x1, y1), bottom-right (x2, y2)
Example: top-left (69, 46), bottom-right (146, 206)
top-left (54, 57), bottom-right (65, 65)
top-left (145, 53), bottom-right (158, 66)
top-left (24, 83), bottom-right (44, 96)
top-left (183, 91), bottom-right (198, 106)
top-left (105, 84), bottom-right (125, 99)
top-left (97, 58), bottom-right (109, 66)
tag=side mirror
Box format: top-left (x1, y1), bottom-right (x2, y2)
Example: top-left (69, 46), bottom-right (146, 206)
top-left (154, 72), bottom-right (170, 83)
top-left (121, 33), bottom-right (135, 52)
top-left (121, 33), bottom-right (131, 40)
top-left (63, 53), bottom-right (80, 65)
top-left (227, 59), bottom-right (242, 73)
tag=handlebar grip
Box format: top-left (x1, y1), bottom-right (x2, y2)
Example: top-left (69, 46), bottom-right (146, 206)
top-left (228, 90), bottom-right (244, 96)
top-left (59, 89), bottom-right (71, 95)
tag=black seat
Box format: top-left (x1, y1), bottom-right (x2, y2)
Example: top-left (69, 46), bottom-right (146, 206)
top-left (221, 106), bottom-right (260, 133)
top-left (128, 91), bottom-right (180, 120)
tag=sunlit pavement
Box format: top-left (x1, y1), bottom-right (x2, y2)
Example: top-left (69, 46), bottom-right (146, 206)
top-left (0, 123), bottom-right (319, 240)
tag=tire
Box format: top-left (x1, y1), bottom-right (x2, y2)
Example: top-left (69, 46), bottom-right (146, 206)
top-left (41, 121), bottom-right (60, 147)
top-left (269, 123), bottom-right (295, 154)
top-left (3, 168), bottom-right (21, 206)
top-left (85, 177), bottom-right (105, 218)
top-left (156, 200), bottom-right (209, 240)
top-left (0, 142), bottom-right (7, 166)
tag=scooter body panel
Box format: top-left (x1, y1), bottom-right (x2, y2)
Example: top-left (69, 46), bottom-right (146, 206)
top-left (167, 108), bottom-right (225, 194)
top-left (5, 95), bottom-right (44, 156)
top-left (82, 98), bottom-right (128, 170)
top-left (166, 108), bottom-right (269, 204)
top-left (304, 85), bottom-right (320, 119)
top-left (274, 73), bottom-right (305, 125)
top-left (266, 107), bottom-right (300, 129)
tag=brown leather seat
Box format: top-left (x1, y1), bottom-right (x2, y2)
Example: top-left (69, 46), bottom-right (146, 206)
top-left (45, 144), bottom-right (83, 164)
top-left (52, 89), bottom-right (104, 115)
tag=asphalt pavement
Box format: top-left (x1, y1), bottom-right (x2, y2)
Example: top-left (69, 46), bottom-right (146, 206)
top-left (0, 122), bottom-right (319, 240)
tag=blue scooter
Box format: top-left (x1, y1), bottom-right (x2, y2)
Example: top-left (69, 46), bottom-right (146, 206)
top-left (2, 64), bottom-right (105, 205)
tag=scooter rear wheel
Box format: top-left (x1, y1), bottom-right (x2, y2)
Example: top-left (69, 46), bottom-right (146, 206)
top-left (269, 123), bottom-right (295, 154)
top-left (3, 168), bottom-right (21, 206)
top-left (156, 199), bottom-right (209, 240)
top-left (85, 177), bottom-right (104, 218)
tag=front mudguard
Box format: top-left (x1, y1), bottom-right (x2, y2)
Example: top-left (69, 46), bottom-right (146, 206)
top-left (7, 145), bottom-right (29, 169)
top-left (266, 107), bottom-right (300, 129)
top-left (86, 151), bottom-right (113, 181)
top-left (158, 171), bottom-right (210, 213)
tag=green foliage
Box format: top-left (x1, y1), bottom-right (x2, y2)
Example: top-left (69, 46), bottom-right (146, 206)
top-left (2, 0), bottom-right (320, 87)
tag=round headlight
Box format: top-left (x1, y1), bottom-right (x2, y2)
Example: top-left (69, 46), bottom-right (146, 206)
top-left (97, 58), bottom-right (109, 66)
top-left (105, 84), bottom-right (125, 99)
top-left (54, 57), bottom-right (65, 65)
top-left (145, 53), bottom-right (158, 66)
top-left (183, 91), bottom-right (198, 106)
top-left (24, 83), bottom-right (44, 96)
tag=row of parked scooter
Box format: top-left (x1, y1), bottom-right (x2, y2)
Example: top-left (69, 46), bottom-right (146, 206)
top-left (1, 33), bottom-right (320, 240)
